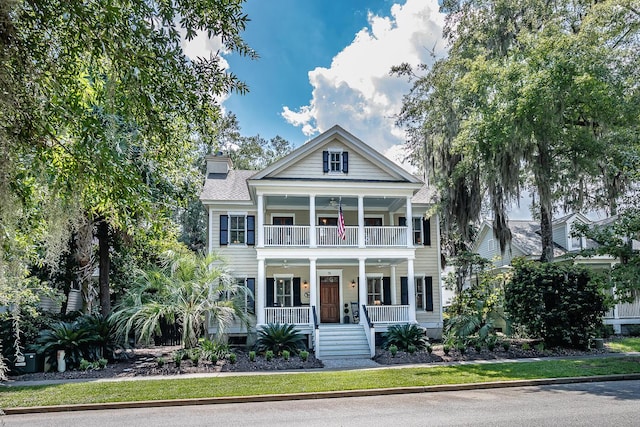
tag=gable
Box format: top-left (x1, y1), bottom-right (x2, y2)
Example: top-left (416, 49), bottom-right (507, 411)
top-left (251, 125), bottom-right (422, 184)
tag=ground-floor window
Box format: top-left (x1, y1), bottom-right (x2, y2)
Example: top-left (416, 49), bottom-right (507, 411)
top-left (367, 277), bottom-right (382, 305)
top-left (275, 276), bottom-right (293, 307)
top-left (415, 277), bottom-right (424, 309)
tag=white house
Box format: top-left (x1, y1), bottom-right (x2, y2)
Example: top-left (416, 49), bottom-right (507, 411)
top-left (200, 125), bottom-right (443, 359)
top-left (473, 213), bottom-right (640, 333)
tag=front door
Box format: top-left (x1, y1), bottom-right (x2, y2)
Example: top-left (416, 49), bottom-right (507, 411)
top-left (320, 276), bottom-right (340, 323)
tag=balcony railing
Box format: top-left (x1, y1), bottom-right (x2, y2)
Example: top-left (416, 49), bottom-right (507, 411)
top-left (262, 225), bottom-right (408, 248)
top-left (264, 307), bottom-right (311, 325)
top-left (365, 305), bottom-right (410, 324)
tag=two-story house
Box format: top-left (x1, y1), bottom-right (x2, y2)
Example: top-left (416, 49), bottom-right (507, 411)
top-left (200, 125), bottom-right (443, 359)
top-left (473, 213), bottom-right (640, 334)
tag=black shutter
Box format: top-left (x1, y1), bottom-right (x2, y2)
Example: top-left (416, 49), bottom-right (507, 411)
top-left (220, 215), bottom-right (228, 245)
top-left (426, 276), bottom-right (433, 311)
top-left (246, 278), bottom-right (255, 314)
top-left (399, 216), bottom-right (407, 227)
top-left (342, 151), bottom-right (349, 173)
top-left (400, 277), bottom-right (408, 305)
top-left (247, 215), bottom-right (255, 245)
top-left (423, 217), bottom-right (431, 246)
top-left (266, 278), bottom-right (274, 307)
top-left (322, 150), bottom-right (329, 173)
top-left (293, 277), bottom-right (301, 306)
top-left (383, 277), bottom-right (391, 305)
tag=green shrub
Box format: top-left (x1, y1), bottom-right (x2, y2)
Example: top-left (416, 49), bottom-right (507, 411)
top-left (35, 321), bottom-right (100, 370)
top-left (383, 324), bottom-right (428, 351)
top-left (502, 341), bottom-right (511, 351)
top-left (407, 344), bottom-right (417, 354)
top-left (426, 345), bottom-right (433, 355)
top-left (190, 349), bottom-right (200, 366)
top-left (255, 323), bottom-right (305, 355)
top-left (200, 339), bottom-right (229, 362)
top-left (443, 345), bottom-right (450, 355)
top-left (282, 350), bottom-right (290, 361)
top-left (474, 343), bottom-right (482, 352)
top-left (505, 259), bottom-right (609, 349)
top-left (173, 351), bottom-right (183, 367)
top-left (457, 344), bottom-right (466, 355)
top-left (521, 342), bottom-right (531, 351)
top-left (535, 343), bottom-right (544, 352)
top-left (249, 351), bottom-right (256, 362)
top-left (156, 357), bottom-right (165, 368)
top-left (265, 350), bottom-right (274, 361)
top-left (626, 325), bottom-right (640, 337)
top-left (389, 344), bottom-right (398, 357)
top-left (299, 350), bottom-right (309, 362)
top-left (79, 359), bottom-right (92, 371)
top-left (229, 353), bottom-right (237, 364)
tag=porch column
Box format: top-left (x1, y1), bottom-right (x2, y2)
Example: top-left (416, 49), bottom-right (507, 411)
top-left (407, 257), bottom-right (417, 322)
top-left (257, 193), bottom-right (264, 247)
top-left (358, 257), bottom-right (367, 325)
top-left (309, 195), bottom-right (316, 248)
top-left (390, 264), bottom-right (397, 305)
top-left (208, 207), bottom-right (213, 254)
top-left (257, 258), bottom-right (265, 325)
top-left (358, 195), bottom-right (365, 248)
top-left (309, 257), bottom-right (317, 313)
top-left (406, 195), bottom-right (413, 248)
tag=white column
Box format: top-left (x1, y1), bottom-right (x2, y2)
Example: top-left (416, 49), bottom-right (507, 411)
top-left (358, 195), bottom-right (365, 248)
top-left (309, 195), bottom-right (316, 248)
top-left (257, 258), bottom-right (265, 325)
top-left (309, 258), bottom-right (317, 317)
top-left (407, 257), bottom-right (416, 322)
top-left (208, 207), bottom-right (214, 254)
top-left (390, 265), bottom-right (397, 305)
top-left (257, 193), bottom-right (264, 247)
top-left (406, 196), bottom-right (413, 248)
top-left (358, 257), bottom-right (367, 325)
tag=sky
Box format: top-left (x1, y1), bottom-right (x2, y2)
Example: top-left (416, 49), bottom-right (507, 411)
top-left (185, 0), bottom-right (447, 164)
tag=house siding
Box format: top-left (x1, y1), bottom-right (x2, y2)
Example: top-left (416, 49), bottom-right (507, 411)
top-left (273, 139), bottom-right (398, 182)
top-left (552, 223), bottom-right (567, 250)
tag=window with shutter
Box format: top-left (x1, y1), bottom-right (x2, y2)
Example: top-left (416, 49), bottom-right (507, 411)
top-left (425, 276), bottom-right (433, 311)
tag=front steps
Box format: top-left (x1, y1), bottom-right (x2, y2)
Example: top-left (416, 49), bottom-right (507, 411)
top-left (316, 324), bottom-right (371, 360)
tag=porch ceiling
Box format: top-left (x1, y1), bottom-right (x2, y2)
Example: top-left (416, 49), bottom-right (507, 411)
top-left (264, 195), bottom-right (401, 211)
top-left (265, 258), bottom-right (408, 267)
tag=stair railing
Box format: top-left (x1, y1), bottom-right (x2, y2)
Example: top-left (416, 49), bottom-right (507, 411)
top-left (361, 304), bottom-right (376, 357)
top-left (312, 305), bottom-right (320, 359)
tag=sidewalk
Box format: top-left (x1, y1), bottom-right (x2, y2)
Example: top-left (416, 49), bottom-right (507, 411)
top-left (2, 353), bottom-right (640, 415)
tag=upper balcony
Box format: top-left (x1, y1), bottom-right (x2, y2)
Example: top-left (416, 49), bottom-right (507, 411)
top-left (263, 225), bottom-right (407, 247)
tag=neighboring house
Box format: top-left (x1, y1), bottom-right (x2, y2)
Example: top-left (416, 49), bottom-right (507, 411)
top-left (473, 213), bottom-right (640, 333)
top-left (200, 125), bottom-right (443, 359)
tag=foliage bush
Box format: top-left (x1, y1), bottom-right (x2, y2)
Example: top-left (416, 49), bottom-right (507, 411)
top-left (505, 259), bottom-right (609, 349)
top-left (389, 344), bottom-right (398, 357)
top-left (200, 338), bottom-right (229, 362)
top-left (249, 351), bottom-right (256, 362)
top-left (265, 350), bottom-right (274, 361)
top-left (254, 323), bottom-right (305, 355)
top-left (282, 350), bottom-right (290, 361)
top-left (299, 350), bottom-right (309, 362)
top-left (383, 324), bottom-right (428, 351)
top-left (35, 321), bottom-right (101, 370)
top-left (229, 353), bottom-right (237, 364)
top-left (626, 325), bottom-right (640, 337)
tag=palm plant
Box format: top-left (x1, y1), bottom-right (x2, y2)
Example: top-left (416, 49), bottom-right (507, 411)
top-left (254, 323), bottom-right (305, 355)
top-left (446, 298), bottom-right (501, 348)
top-left (111, 250), bottom-right (250, 349)
top-left (35, 321), bottom-right (100, 370)
top-left (383, 323), bottom-right (428, 351)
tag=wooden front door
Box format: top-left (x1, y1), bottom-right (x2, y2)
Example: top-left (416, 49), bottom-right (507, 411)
top-left (320, 276), bottom-right (340, 323)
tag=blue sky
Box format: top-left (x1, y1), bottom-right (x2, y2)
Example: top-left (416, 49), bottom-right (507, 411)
top-left (184, 0), bottom-right (448, 161)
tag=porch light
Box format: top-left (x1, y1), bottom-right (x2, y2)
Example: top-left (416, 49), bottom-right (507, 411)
top-left (350, 279), bottom-right (356, 288)
top-left (302, 280), bottom-right (309, 289)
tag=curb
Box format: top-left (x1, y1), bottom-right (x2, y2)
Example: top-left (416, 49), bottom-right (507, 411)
top-left (4, 373), bottom-right (640, 415)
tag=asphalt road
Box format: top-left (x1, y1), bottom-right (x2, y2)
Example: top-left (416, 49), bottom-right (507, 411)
top-left (3, 379), bottom-right (639, 426)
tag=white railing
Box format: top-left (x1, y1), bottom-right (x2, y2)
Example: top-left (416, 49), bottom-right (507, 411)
top-left (618, 299), bottom-right (640, 318)
top-left (365, 226), bottom-right (407, 246)
top-left (365, 305), bottom-right (410, 324)
top-left (261, 225), bottom-right (409, 247)
top-left (317, 225), bottom-right (358, 246)
top-left (264, 225), bottom-right (309, 246)
top-left (264, 307), bottom-right (311, 325)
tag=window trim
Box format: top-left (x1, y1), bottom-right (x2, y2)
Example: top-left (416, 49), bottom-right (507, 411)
top-left (274, 274), bottom-right (294, 307)
top-left (366, 273), bottom-right (383, 305)
top-left (415, 275), bottom-right (425, 310)
top-left (228, 212), bottom-right (248, 246)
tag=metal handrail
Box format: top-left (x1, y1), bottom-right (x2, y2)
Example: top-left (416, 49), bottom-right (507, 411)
top-left (312, 305), bottom-right (319, 330)
top-left (361, 304), bottom-right (373, 328)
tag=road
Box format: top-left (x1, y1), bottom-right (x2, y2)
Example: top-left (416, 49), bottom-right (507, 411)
top-left (3, 380), bottom-right (640, 426)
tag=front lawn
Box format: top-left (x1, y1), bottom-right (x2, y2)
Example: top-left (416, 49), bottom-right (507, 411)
top-left (1, 356), bottom-right (639, 409)
top-left (607, 337), bottom-right (640, 353)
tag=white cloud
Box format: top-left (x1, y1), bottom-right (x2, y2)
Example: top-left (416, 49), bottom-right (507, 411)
top-left (282, 0), bottom-right (447, 155)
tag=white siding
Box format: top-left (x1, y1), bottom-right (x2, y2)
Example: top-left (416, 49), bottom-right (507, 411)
top-left (212, 210), bottom-right (259, 276)
top-left (553, 223), bottom-right (568, 249)
top-left (272, 139), bottom-right (398, 181)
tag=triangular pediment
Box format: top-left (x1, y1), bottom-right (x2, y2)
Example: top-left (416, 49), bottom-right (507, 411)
top-left (250, 125), bottom-right (422, 184)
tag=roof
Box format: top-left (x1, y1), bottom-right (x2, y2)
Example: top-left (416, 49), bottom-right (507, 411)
top-left (411, 183), bottom-right (436, 204)
top-left (508, 220), bottom-right (567, 258)
top-left (200, 170), bottom-right (254, 201)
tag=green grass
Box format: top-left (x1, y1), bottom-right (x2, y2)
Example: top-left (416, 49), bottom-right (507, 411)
top-left (2, 356), bottom-right (640, 409)
top-left (608, 337), bottom-right (640, 353)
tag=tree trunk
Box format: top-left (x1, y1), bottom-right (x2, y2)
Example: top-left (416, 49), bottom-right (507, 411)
top-left (97, 218), bottom-right (111, 316)
top-left (75, 216), bottom-right (96, 313)
top-left (536, 141), bottom-right (554, 263)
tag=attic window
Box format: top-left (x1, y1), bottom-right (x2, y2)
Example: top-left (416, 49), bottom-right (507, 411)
top-left (323, 150), bottom-right (349, 174)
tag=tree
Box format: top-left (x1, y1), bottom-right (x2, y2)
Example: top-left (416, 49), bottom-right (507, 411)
top-left (397, 0), bottom-right (640, 261)
top-left (1, 0), bottom-right (256, 315)
top-left (111, 250), bottom-right (249, 349)
top-left (504, 258), bottom-right (609, 348)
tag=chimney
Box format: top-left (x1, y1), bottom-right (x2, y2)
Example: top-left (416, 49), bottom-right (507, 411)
top-left (205, 152), bottom-right (233, 176)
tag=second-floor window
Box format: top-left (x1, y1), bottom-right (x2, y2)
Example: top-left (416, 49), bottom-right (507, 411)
top-left (323, 150), bottom-right (349, 173)
top-left (230, 215), bottom-right (246, 244)
top-left (220, 214), bottom-right (255, 246)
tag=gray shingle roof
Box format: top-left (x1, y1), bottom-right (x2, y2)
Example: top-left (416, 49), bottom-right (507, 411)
top-left (412, 183), bottom-right (435, 204)
top-left (508, 220), bottom-right (567, 257)
top-left (200, 170), bottom-right (254, 201)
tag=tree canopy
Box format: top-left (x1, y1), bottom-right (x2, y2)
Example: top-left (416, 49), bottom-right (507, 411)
top-left (397, 0), bottom-right (640, 261)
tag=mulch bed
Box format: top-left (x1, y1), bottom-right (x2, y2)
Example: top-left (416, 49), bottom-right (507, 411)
top-left (6, 340), bottom-right (612, 382)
